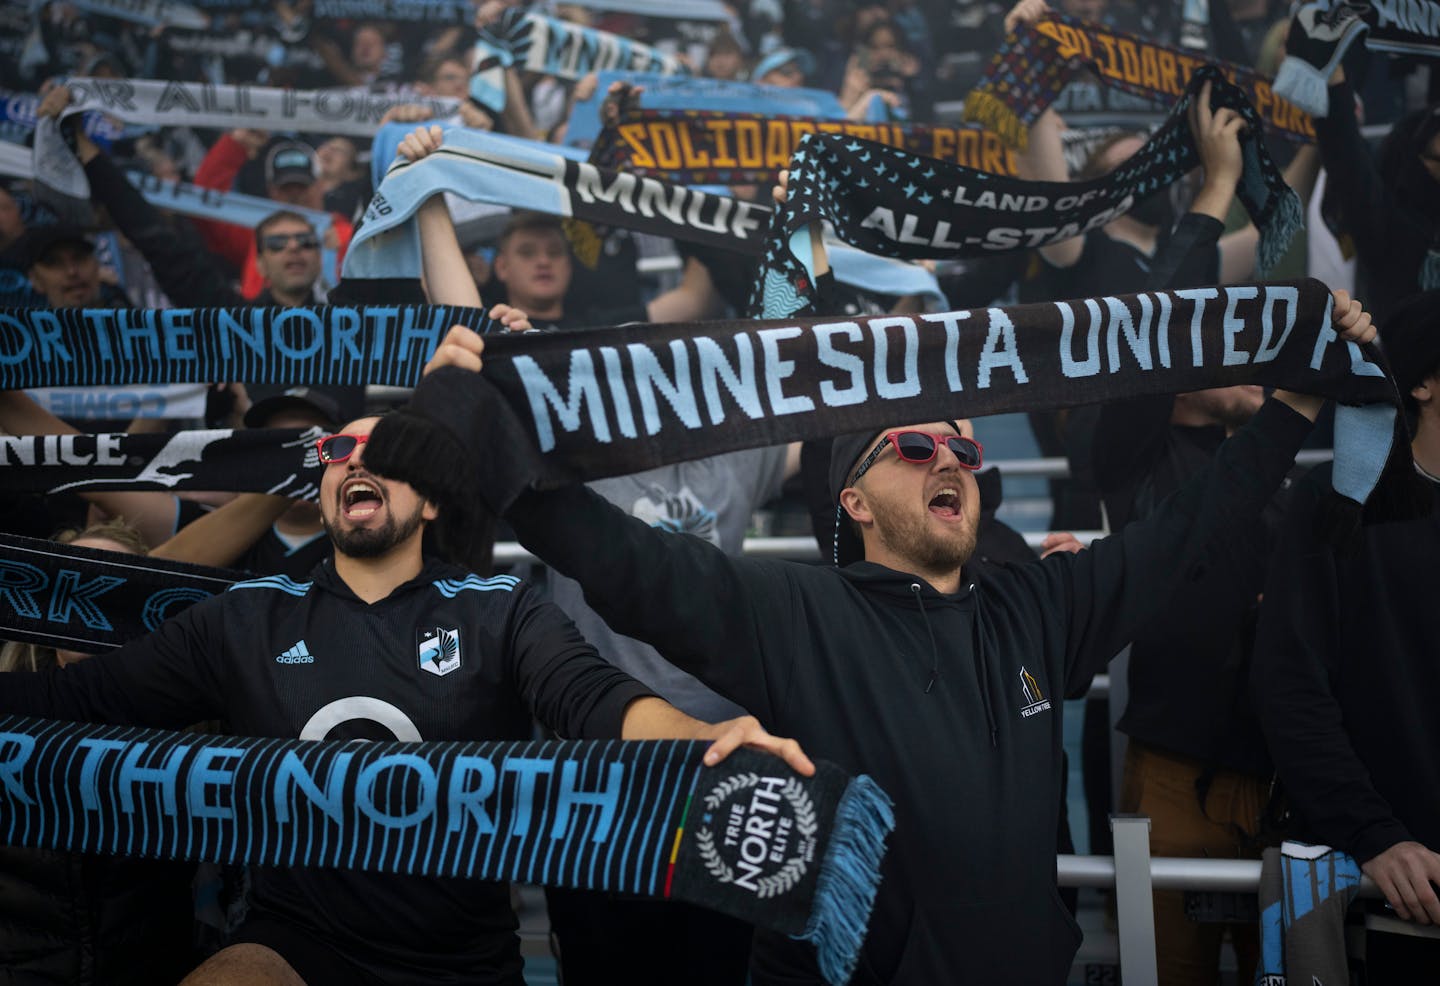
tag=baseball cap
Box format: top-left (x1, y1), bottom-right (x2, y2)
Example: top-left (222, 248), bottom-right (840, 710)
top-left (244, 385), bottom-right (364, 430)
top-left (21, 225), bottom-right (95, 269)
top-left (265, 141), bottom-right (317, 188)
top-left (752, 47), bottom-right (816, 83)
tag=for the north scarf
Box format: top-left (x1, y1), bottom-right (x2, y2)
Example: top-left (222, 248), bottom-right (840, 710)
top-left (0, 533), bottom-right (237, 652)
top-left (564, 71), bottom-right (849, 150)
top-left (348, 126), bottom-right (946, 308)
top-left (964, 13), bottom-right (1314, 148)
top-left (757, 67), bottom-right (1302, 295)
top-left (590, 109), bottom-right (1018, 185)
top-left (33, 78), bottom-right (459, 203)
top-left (0, 305), bottom-right (496, 389)
top-left (0, 717), bottom-right (891, 986)
top-left (469, 9), bottom-right (687, 119)
top-left (1257, 842), bottom-right (1362, 986)
top-left (0, 426), bottom-right (323, 499)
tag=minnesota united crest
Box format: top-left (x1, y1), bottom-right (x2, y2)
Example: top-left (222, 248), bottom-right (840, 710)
top-left (417, 627), bottom-right (461, 677)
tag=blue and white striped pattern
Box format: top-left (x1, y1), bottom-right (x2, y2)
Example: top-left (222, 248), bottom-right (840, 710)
top-left (0, 715), bottom-right (701, 895)
top-left (432, 574), bottom-right (521, 598)
top-left (227, 575), bottom-right (314, 597)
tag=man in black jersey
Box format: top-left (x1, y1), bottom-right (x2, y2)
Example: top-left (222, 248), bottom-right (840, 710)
top-left (0, 414), bottom-right (811, 986)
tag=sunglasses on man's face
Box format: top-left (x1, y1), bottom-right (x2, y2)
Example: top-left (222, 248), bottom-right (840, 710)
top-left (261, 232), bottom-right (320, 253)
top-left (315, 433), bottom-right (368, 464)
top-left (850, 431), bottom-right (984, 485)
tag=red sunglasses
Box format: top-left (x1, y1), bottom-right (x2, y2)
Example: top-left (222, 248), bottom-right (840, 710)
top-left (850, 431), bottom-right (983, 485)
top-left (315, 433), bottom-right (368, 463)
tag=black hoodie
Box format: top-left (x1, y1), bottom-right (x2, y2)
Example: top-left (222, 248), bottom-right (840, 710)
top-left (498, 399), bottom-right (1312, 984)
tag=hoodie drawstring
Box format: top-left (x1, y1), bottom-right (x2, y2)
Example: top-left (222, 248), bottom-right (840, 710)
top-left (911, 582), bottom-right (999, 747)
top-left (909, 583), bottom-right (941, 695)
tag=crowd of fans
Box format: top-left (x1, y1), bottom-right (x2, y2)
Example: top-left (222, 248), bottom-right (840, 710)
top-left (0, 0), bottom-right (1438, 984)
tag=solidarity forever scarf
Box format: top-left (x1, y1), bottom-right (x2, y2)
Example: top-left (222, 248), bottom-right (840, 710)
top-left (590, 109), bottom-right (1018, 185)
top-left (0, 426), bottom-right (322, 499)
top-left (964, 13), bottom-right (1314, 149)
top-left (760, 67), bottom-right (1302, 292)
top-left (348, 126), bottom-right (947, 307)
top-left (0, 717), bottom-right (892, 986)
top-left (564, 71), bottom-right (849, 150)
top-left (0, 533), bottom-right (236, 652)
top-left (470, 9), bottom-right (687, 119)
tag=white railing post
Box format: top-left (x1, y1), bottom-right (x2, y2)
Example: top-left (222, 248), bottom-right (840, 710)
top-left (1110, 814), bottom-right (1159, 986)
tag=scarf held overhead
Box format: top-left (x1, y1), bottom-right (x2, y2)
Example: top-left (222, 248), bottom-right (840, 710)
top-left (0, 426), bottom-right (323, 499)
top-left (590, 109), bottom-right (1018, 185)
top-left (469, 9), bottom-right (687, 118)
top-left (0, 305), bottom-right (497, 389)
top-left (363, 280), bottom-right (1400, 527)
top-left (0, 719), bottom-right (892, 986)
top-left (345, 127), bottom-right (946, 307)
top-left (964, 12), bottom-right (1315, 149)
top-left (757, 67), bottom-right (1300, 301)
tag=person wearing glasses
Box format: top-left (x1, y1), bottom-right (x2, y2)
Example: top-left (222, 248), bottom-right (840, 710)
top-left (369, 232), bottom-right (1378, 982)
top-left (0, 412), bottom-right (813, 986)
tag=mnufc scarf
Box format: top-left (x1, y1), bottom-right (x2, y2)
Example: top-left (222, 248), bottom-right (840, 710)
top-left (0, 533), bottom-right (236, 653)
top-left (366, 281), bottom-right (1401, 528)
top-left (757, 68), bottom-right (1300, 292)
top-left (0, 719), bottom-right (891, 986)
top-left (62, 0), bottom-right (210, 30)
top-left (470, 9), bottom-right (687, 119)
top-left (590, 109), bottom-right (1018, 185)
top-left (964, 13), bottom-right (1314, 149)
top-left (0, 305), bottom-right (497, 389)
top-left (1276, 1), bottom-right (1440, 117)
top-left (347, 127), bottom-right (946, 307)
top-left (0, 426), bottom-right (322, 499)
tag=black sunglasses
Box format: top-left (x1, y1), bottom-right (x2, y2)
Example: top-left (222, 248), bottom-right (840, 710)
top-left (850, 431), bottom-right (984, 486)
top-left (261, 232), bottom-right (320, 253)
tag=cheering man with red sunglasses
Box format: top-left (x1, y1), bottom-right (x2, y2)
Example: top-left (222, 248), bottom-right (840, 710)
top-left (0, 409), bottom-right (813, 986)
top-left (369, 265), bottom-right (1379, 984)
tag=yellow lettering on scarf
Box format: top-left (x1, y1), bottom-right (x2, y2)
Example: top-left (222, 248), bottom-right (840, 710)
top-left (1140, 46), bottom-right (1160, 91)
top-left (649, 122), bottom-right (682, 170)
top-left (765, 120), bottom-right (790, 170)
top-left (675, 122), bottom-right (710, 168)
top-left (619, 123), bottom-right (656, 169)
top-left (706, 119), bottom-right (738, 168)
top-left (736, 119), bottom-right (763, 169)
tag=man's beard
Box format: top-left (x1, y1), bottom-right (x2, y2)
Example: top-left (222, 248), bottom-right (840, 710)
top-left (323, 500), bottom-right (426, 559)
top-left (869, 493), bottom-right (977, 576)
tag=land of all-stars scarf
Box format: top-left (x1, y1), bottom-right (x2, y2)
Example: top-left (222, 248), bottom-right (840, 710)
top-left (346, 126), bottom-right (947, 308)
top-left (469, 9), bottom-right (687, 120)
top-left (0, 714), bottom-right (892, 986)
top-left (964, 13), bottom-right (1315, 149)
top-left (589, 109), bottom-right (1018, 185)
top-left (756, 67), bottom-right (1302, 297)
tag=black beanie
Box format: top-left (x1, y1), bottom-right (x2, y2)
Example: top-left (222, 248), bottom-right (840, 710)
top-left (1380, 289), bottom-right (1440, 399)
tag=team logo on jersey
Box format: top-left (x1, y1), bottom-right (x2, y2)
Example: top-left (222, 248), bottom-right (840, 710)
top-left (417, 626), bottom-right (461, 677)
top-left (1019, 666), bottom-right (1052, 718)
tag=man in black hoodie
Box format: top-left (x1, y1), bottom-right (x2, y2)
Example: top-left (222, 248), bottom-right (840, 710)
top-left (369, 279), bottom-right (1375, 983)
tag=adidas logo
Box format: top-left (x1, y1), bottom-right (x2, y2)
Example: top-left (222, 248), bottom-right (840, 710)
top-left (275, 640), bottom-right (315, 665)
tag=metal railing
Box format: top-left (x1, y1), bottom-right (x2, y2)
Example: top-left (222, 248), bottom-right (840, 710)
top-left (1059, 818), bottom-right (1382, 986)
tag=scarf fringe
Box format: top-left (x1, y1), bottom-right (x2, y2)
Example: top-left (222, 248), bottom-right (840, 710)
top-left (1258, 186), bottom-right (1304, 277)
top-left (797, 774), bottom-right (896, 985)
top-left (1272, 57), bottom-right (1331, 118)
top-left (962, 89), bottom-right (1029, 152)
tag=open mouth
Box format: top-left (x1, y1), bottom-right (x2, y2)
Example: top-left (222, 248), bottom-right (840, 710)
top-left (342, 479), bottom-right (383, 520)
top-left (928, 487), bottom-right (963, 520)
